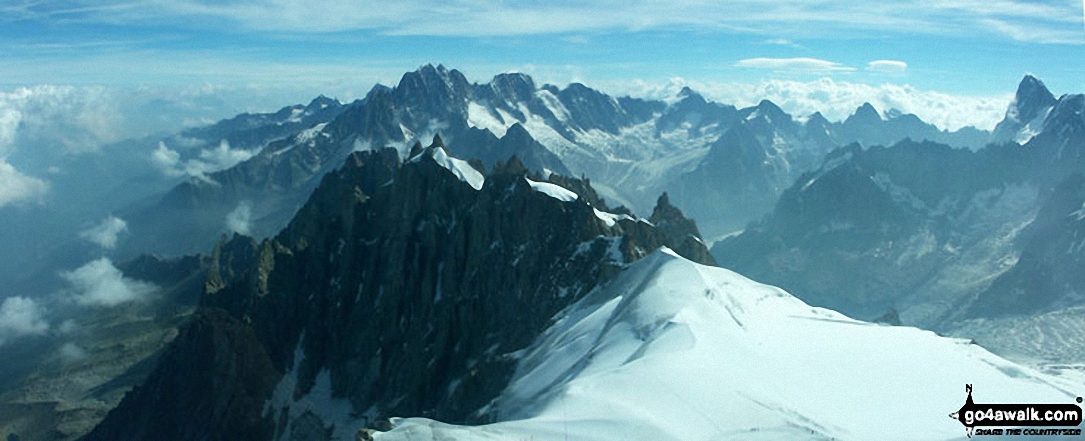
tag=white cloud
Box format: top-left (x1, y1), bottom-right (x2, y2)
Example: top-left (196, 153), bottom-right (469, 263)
top-left (62, 258), bottom-right (157, 307)
top-left (198, 140), bottom-right (256, 172)
top-left (226, 201), bottom-right (253, 236)
top-left (867, 60), bottom-right (908, 74)
top-left (606, 76), bottom-right (1010, 131)
top-left (735, 57), bottom-right (857, 74)
top-left (0, 85), bottom-right (122, 157)
top-left (0, 296), bottom-right (49, 345)
top-left (152, 141), bottom-right (183, 177)
top-left (0, 161), bottom-right (48, 208)
top-left (79, 215), bottom-right (128, 249)
top-left (154, 140), bottom-right (257, 180)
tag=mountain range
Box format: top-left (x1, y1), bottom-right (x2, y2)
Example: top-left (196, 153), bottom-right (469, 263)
top-left (108, 64), bottom-right (999, 263)
top-left (2, 66), bottom-right (1083, 441)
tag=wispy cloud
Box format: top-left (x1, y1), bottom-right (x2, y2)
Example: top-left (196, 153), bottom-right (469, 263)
top-left (8, 0), bottom-right (1081, 44)
top-left (736, 57), bottom-right (857, 74)
top-left (763, 38), bottom-right (805, 49)
top-left (867, 60), bottom-right (908, 75)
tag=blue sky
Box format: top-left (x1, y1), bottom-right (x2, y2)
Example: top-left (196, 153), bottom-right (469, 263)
top-left (1, 0), bottom-right (1084, 132)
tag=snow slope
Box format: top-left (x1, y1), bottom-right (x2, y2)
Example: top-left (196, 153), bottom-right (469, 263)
top-left (411, 147), bottom-right (485, 190)
top-left (374, 249), bottom-right (1080, 441)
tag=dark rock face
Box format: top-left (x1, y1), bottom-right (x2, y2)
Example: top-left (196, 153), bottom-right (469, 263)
top-left (648, 193), bottom-right (715, 265)
top-left (87, 141), bottom-right (711, 440)
top-left (874, 308), bottom-right (903, 326)
top-left (82, 309), bottom-right (281, 441)
top-left (450, 124), bottom-right (571, 176)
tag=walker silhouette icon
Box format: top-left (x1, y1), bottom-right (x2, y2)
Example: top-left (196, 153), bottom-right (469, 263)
top-left (948, 384), bottom-right (977, 438)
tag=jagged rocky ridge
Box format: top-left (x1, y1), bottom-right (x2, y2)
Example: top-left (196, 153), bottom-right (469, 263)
top-left (83, 138), bottom-right (713, 441)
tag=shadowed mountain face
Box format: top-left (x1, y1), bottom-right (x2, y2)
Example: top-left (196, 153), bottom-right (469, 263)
top-left (83, 138), bottom-right (712, 441)
top-left (970, 173), bottom-right (1085, 317)
top-left (712, 79), bottom-right (1085, 331)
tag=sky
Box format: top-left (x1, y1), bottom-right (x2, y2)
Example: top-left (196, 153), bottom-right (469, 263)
top-left (0, 0), bottom-right (1084, 136)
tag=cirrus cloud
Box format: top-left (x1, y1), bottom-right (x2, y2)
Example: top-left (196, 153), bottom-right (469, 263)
top-left (867, 60), bottom-right (909, 74)
top-left (9, 0), bottom-right (1081, 44)
top-left (735, 57), bottom-right (857, 74)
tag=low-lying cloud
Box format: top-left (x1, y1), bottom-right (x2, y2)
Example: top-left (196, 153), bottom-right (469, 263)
top-left (153, 140), bottom-right (257, 181)
top-left (62, 258), bottom-right (157, 307)
top-left (58, 342), bottom-right (89, 362)
top-left (226, 201), bottom-right (253, 236)
top-left (611, 76), bottom-right (1010, 131)
top-left (79, 215), bottom-right (128, 249)
top-left (0, 296), bottom-right (49, 346)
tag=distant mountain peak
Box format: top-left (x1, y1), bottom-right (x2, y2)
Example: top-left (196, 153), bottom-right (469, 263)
top-left (806, 111), bottom-right (831, 126)
top-left (1011, 74), bottom-right (1057, 120)
top-left (492, 72), bottom-right (534, 87)
top-left (857, 102), bottom-right (881, 118)
top-left (992, 74), bottom-right (1058, 143)
top-left (742, 99), bottom-right (791, 125)
top-left (756, 99), bottom-right (783, 112)
top-left (397, 63), bottom-right (469, 93)
top-left (365, 83), bottom-right (392, 99)
top-left (430, 133), bottom-right (446, 151)
top-left (844, 102), bottom-right (884, 127)
top-left (306, 95), bottom-right (339, 110)
top-left (674, 87), bottom-right (708, 107)
top-left (490, 72), bottom-right (537, 102)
